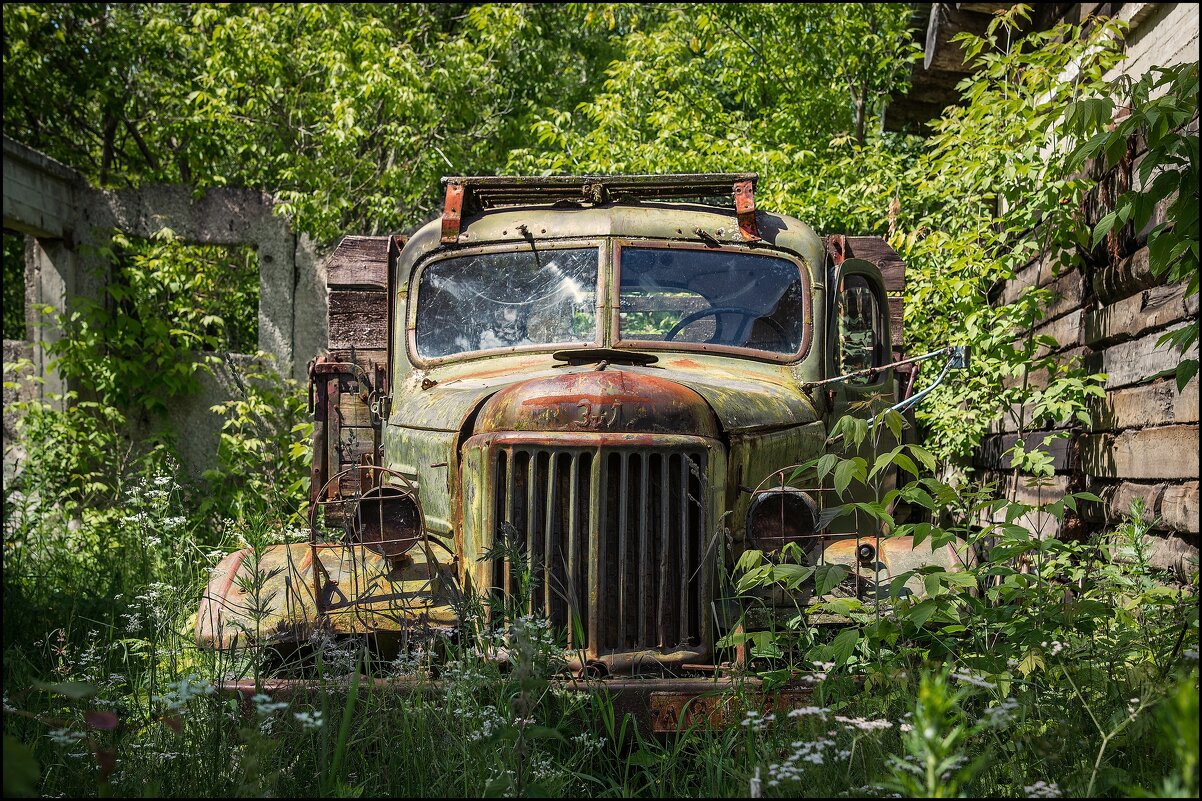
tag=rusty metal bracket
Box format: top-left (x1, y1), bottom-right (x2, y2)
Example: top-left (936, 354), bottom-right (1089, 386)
top-left (441, 181), bottom-right (465, 244)
top-left (733, 178), bottom-right (760, 241)
top-left (827, 233), bottom-right (849, 266)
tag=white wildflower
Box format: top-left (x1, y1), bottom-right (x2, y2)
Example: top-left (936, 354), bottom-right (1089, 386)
top-left (951, 671), bottom-right (995, 689)
top-left (787, 705), bottom-right (829, 719)
top-left (251, 692), bottom-right (289, 716)
top-left (153, 673), bottom-right (215, 712)
top-left (834, 715), bottom-right (892, 731)
top-left (1024, 780), bottom-right (1061, 798)
top-left (47, 728), bottom-right (85, 746)
top-left (983, 696), bottom-right (1020, 727)
top-left (294, 710), bottom-right (324, 730)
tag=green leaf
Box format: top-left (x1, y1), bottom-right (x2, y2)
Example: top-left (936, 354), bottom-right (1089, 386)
top-left (905, 598), bottom-right (938, 627)
top-left (819, 597), bottom-right (864, 616)
top-left (524, 725), bottom-right (565, 742)
top-left (833, 458), bottom-right (866, 496)
top-left (3, 736), bottom-right (40, 798)
top-left (829, 627), bottom-right (860, 666)
top-left (626, 749), bottom-right (660, 768)
top-left (908, 444), bottom-right (937, 473)
top-left (814, 563), bottom-right (850, 596)
top-left (1175, 359), bottom-right (1199, 393)
top-left (940, 571), bottom-right (978, 589)
top-left (34, 680), bottom-right (97, 700)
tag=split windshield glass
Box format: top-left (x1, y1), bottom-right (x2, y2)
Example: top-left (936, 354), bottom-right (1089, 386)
top-left (617, 246), bottom-right (806, 355)
top-left (415, 247), bottom-right (599, 359)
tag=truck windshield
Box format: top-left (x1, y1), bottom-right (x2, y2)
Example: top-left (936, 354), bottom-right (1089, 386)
top-left (618, 246), bottom-right (807, 355)
top-left (415, 247), bottom-right (599, 360)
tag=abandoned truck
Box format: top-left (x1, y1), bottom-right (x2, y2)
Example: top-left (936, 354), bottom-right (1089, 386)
top-left (196, 173), bottom-right (968, 689)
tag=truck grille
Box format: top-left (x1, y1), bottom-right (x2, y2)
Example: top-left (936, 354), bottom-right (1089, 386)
top-left (489, 445), bottom-right (708, 655)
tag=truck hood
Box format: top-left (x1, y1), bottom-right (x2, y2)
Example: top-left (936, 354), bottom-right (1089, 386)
top-left (390, 363), bottom-right (818, 436)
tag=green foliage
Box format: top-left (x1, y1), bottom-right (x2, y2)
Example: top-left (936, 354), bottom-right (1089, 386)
top-left (3, 233), bottom-right (25, 340)
top-left (201, 356), bottom-right (312, 526)
top-left (45, 230), bottom-right (257, 420)
top-left (894, 8), bottom-right (1125, 458)
top-left (1068, 62), bottom-right (1200, 391)
top-left (508, 3), bottom-right (920, 228)
top-left (732, 411), bottom-right (1198, 796)
top-left (2, 3), bottom-right (624, 241)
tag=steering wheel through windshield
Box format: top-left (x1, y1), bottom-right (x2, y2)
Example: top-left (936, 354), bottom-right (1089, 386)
top-left (662, 306), bottom-right (789, 348)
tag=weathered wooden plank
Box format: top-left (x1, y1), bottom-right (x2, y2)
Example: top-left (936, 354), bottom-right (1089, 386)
top-left (1080, 480), bottom-right (1163, 523)
top-left (1084, 280), bottom-right (1198, 347)
top-left (1035, 270), bottom-right (1085, 322)
top-left (1081, 425), bottom-right (1200, 480)
top-left (338, 425), bottom-right (377, 466)
top-left (976, 430), bottom-right (1077, 473)
top-left (1088, 323), bottom-right (1199, 390)
top-left (978, 472), bottom-right (1072, 539)
top-left (924, 6), bottom-right (993, 73)
top-left (1002, 346), bottom-right (1087, 391)
top-left (1088, 376), bottom-right (1199, 431)
top-left (1091, 246), bottom-right (1163, 304)
top-left (1029, 309), bottom-right (1083, 358)
top-left (336, 398), bottom-right (375, 428)
top-left (328, 290), bottom-right (389, 349)
top-left (1161, 482), bottom-right (1200, 535)
top-left (326, 236), bottom-right (391, 290)
top-left (844, 236), bottom-right (905, 293)
top-left (326, 347), bottom-right (387, 374)
top-left (887, 295), bottom-right (904, 353)
top-left (1000, 260), bottom-right (1082, 308)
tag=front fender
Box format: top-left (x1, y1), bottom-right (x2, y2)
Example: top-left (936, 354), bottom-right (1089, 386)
top-left (194, 542), bottom-right (459, 649)
top-left (812, 535), bottom-right (975, 602)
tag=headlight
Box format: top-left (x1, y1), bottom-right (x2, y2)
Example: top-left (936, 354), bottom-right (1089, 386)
top-left (746, 489), bottom-right (821, 551)
top-left (354, 485), bottom-right (422, 561)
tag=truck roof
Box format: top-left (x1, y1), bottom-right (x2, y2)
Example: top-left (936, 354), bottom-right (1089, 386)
top-left (397, 173), bottom-right (825, 283)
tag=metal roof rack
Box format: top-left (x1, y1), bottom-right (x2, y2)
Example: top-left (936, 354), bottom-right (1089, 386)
top-left (439, 173), bottom-right (760, 244)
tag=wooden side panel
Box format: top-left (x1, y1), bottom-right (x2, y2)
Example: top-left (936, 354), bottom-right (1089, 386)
top-left (825, 235), bottom-right (907, 357)
top-left (328, 290), bottom-right (389, 350)
top-left (326, 235), bottom-right (391, 290)
top-left (317, 236), bottom-right (394, 521)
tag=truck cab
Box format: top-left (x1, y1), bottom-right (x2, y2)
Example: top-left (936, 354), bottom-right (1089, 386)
top-left (197, 174), bottom-right (956, 682)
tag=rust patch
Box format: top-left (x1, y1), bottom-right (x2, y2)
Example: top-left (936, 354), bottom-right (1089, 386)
top-left (474, 369), bottom-right (720, 436)
top-left (441, 182), bottom-right (465, 244)
top-left (649, 687), bottom-right (813, 733)
top-left (733, 178), bottom-right (760, 242)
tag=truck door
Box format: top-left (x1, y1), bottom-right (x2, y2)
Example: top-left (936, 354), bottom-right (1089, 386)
top-left (825, 259), bottom-right (898, 532)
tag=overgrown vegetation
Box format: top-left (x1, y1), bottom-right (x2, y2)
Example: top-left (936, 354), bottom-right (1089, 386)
top-left (3, 3), bottom-right (1198, 798)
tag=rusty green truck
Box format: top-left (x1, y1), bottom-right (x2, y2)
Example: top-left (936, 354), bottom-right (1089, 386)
top-left (196, 174), bottom-right (966, 715)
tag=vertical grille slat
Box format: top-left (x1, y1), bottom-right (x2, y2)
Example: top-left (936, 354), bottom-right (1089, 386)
top-left (566, 454), bottom-right (579, 647)
top-left (617, 453), bottom-right (630, 648)
top-left (678, 455), bottom-right (690, 646)
top-left (489, 442), bottom-right (707, 656)
top-left (657, 455), bottom-right (671, 648)
top-left (543, 451), bottom-right (556, 621)
top-left (587, 454), bottom-right (604, 650)
top-left (637, 455), bottom-right (650, 648)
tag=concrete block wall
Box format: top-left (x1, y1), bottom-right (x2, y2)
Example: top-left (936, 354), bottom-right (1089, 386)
top-left (2, 135), bottom-right (328, 478)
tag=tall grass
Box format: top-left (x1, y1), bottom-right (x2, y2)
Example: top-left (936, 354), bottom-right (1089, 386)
top-left (2, 407), bottom-right (1198, 797)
